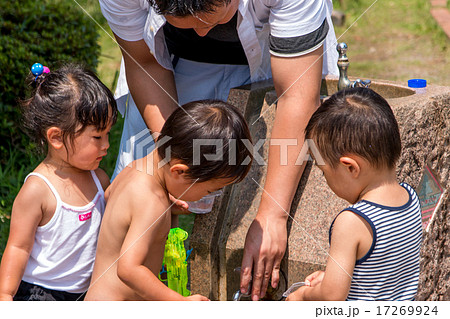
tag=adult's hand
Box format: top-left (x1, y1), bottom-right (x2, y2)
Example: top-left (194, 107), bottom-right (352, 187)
top-left (240, 46), bottom-right (324, 301)
top-left (240, 214), bottom-right (287, 300)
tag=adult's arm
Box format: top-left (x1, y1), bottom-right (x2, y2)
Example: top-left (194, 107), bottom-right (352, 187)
top-left (99, 0), bottom-right (178, 133)
top-left (240, 46), bottom-right (324, 301)
top-left (114, 35), bottom-right (178, 134)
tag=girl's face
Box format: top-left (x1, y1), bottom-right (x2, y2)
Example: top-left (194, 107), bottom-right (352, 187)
top-left (65, 123), bottom-right (113, 171)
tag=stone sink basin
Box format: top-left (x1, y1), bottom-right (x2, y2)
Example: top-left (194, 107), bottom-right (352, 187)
top-left (189, 76), bottom-right (450, 301)
top-left (320, 77), bottom-right (416, 99)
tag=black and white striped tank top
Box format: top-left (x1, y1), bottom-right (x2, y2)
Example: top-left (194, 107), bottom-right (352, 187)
top-left (330, 183), bottom-right (422, 301)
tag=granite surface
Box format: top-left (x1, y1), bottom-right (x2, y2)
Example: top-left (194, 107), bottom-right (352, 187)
top-left (189, 79), bottom-right (275, 300)
top-left (391, 86), bottom-right (450, 301)
top-left (190, 79), bottom-right (450, 300)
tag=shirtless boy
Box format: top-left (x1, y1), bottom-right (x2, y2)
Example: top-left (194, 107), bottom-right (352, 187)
top-left (85, 100), bottom-right (253, 300)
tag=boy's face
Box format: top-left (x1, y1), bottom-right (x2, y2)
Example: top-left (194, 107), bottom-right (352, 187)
top-left (170, 176), bottom-right (235, 202)
top-left (316, 160), bottom-right (360, 204)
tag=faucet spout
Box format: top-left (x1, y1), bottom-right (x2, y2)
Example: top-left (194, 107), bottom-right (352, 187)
top-left (337, 42), bottom-right (351, 91)
top-left (336, 42), bottom-right (371, 91)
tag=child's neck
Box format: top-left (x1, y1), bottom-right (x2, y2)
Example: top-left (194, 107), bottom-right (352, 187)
top-left (151, 150), bottom-right (168, 192)
top-left (41, 153), bottom-right (99, 206)
top-left (356, 169), bottom-right (408, 207)
top-left (43, 153), bottom-right (86, 176)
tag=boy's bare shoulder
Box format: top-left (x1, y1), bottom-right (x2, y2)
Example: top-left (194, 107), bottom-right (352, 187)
top-left (105, 167), bottom-right (172, 237)
top-left (336, 210), bottom-right (370, 225)
top-left (331, 210), bottom-right (373, 244)
top-left (108, 166), bottom-right (169, 209)
top-left (333, 210), bottom-right (370, 232)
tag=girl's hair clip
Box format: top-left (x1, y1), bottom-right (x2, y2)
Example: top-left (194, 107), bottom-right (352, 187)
top-left (31, 63), bottom-right (50, 81)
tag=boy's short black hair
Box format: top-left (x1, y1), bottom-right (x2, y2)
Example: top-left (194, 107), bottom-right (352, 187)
top-left (148, 0), bottom-right (231, 16)
top-left (305, 87), bottom-right (401, 169)
top-left (157, 100), bottom-right (253, 183)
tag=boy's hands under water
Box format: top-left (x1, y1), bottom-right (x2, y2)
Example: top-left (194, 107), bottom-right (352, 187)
top-left (285, 270), bottom-right (323, 301)
top-left (304, 270), bottom-right (325, 287)
top-left (185, 294), bottom-right (210, 301)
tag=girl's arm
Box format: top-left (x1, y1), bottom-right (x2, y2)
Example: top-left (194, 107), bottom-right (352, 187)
top-left (287, 211), bottom-right (368, 301)
top-left (0, 179), bottom-right (45, 300)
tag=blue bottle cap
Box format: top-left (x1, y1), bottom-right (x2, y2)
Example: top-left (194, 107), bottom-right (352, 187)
top-left (408, 79), bottom-right (427, 88)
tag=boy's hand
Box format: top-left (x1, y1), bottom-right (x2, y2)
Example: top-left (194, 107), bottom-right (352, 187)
top-left (169, 193), bottom-right (190, 215)
top-left (305, 270), bottom-right (325, 287)
top-left (285, 286), bottom-right (307, 301)
top-left (0, 294), bottom-right (13, 301)
top-left (185, 294), bottom-right (210, 301)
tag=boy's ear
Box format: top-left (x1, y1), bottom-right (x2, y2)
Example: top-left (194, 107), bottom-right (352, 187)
top-left (46, 127), bottom-right (64, 150)
top-left (169, 163), bottom-right (190, 178)
top-left (339, 156), bottom-right (360, 178)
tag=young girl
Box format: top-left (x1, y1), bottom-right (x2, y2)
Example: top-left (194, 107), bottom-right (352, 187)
top-left (0, 63), bottom-right (117, 301)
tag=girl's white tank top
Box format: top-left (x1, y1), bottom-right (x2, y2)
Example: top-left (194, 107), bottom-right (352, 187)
top-left (22, 170), bottom-right (105, 293)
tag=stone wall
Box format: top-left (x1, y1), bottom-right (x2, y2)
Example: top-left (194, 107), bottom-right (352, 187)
top-left (393, 89), bottom-right (450, 300)
top-left (189, 80), bottom-right (450, 300)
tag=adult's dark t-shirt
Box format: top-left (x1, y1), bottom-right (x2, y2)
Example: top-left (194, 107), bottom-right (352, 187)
top-left (163, 12), bottom-right (329, 66)
top-left (163, 12), bottom-right (249, 65)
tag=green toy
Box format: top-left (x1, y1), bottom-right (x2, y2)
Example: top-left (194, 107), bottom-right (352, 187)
top-left (159, 227), bottom-right (191, 297)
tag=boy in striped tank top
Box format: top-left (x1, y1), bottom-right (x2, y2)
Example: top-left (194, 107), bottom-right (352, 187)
top-left (286, 88), bottom-right (422, 301)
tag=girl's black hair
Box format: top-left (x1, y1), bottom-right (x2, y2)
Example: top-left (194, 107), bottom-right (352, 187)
top-left (21, 63), bottom-right (117, 152)
top-left (157, 100), bottom-right (253, 183)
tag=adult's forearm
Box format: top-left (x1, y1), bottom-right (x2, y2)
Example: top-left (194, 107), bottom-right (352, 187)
top-left (257, 95), bottom-right (315, 219)
top-left (259, 47), bottom-right (323, 220)
top-left (125, 61), bottom-right (178, 134)
top-left (114, 35), bottom-right (179, 134)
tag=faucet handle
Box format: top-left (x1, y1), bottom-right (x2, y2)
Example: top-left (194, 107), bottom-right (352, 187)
top-left (233, 267), bottom-right (251, 300)
top-left (351, 79), bottom-right (372, 88)
top-left (336, 42), bottom-right (348, 59)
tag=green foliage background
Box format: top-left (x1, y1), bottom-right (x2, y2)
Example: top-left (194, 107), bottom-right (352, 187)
top-left (0, 0), bottom-right (102, 256)
top-left (1, 0), bottom-right (448, 258)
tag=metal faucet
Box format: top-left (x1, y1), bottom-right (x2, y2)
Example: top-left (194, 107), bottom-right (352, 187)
top-left (336, 42), bottom-right (371, 91)
top-left (232, 267), bottom-right (251, 301)
top-left (232, 289), bottom-right (250, 301)
top-left (232, 267), bottom-right (287, 300)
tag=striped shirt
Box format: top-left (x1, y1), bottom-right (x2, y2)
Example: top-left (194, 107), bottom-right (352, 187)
top-left (330, 183), bottom-right (422, 301)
